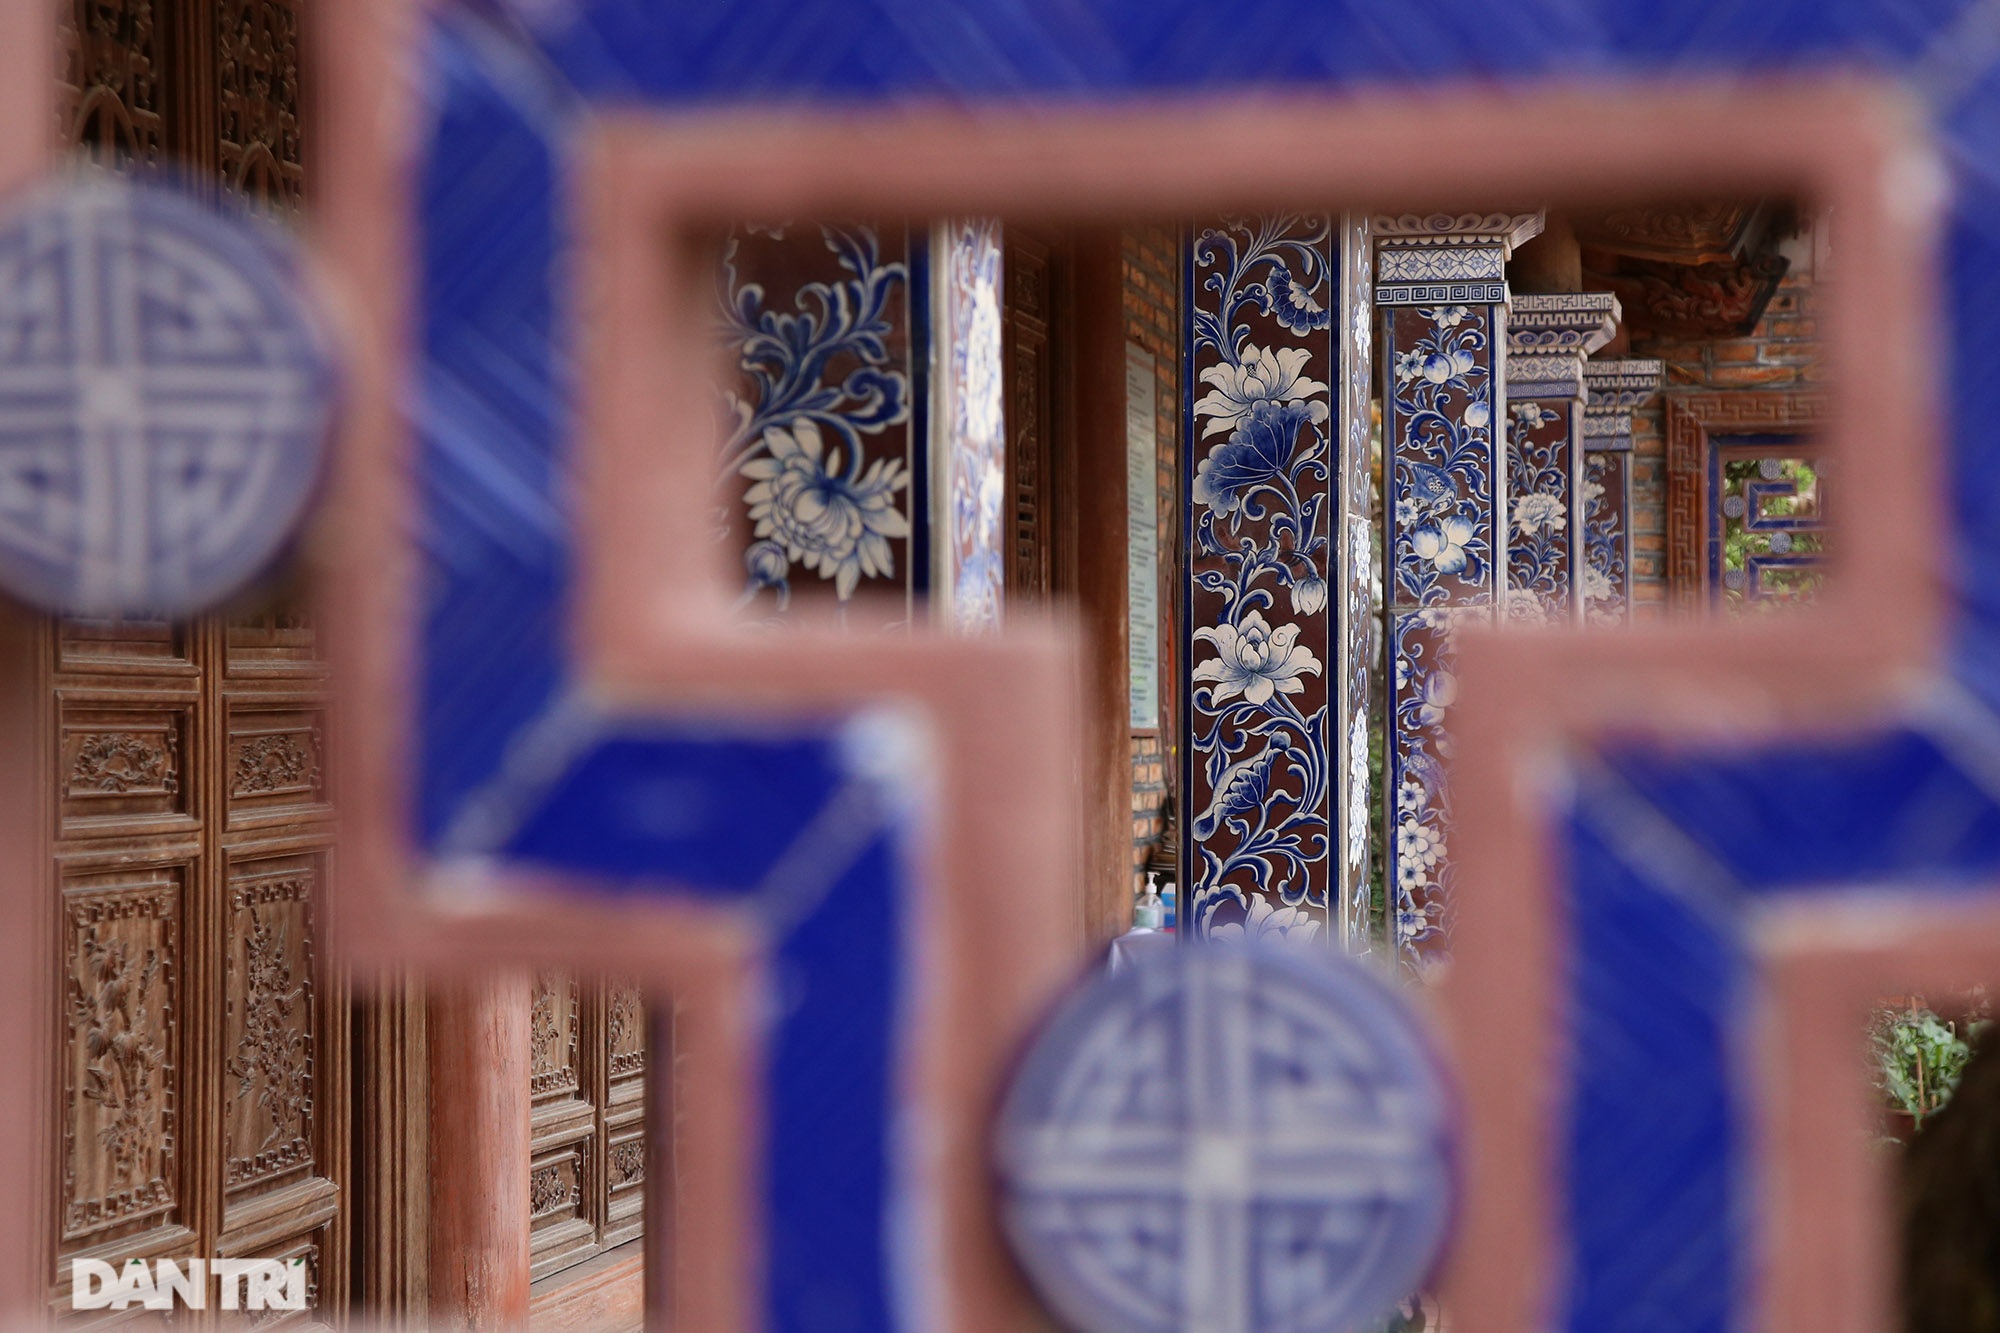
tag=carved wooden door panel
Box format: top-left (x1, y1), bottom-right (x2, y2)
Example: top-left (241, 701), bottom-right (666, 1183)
top-left (48, 3), bottom-right (346, 1321)
top-left (1002, 229), bottom-right (1073, 601)
top-left (528, 977), bottom-right (646, 1286)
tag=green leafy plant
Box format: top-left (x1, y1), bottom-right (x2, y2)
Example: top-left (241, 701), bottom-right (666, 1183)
top-left (1875, 1003), bottom-right (1988, 1130)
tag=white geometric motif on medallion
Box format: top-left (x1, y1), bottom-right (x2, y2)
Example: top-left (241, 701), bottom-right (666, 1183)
top-left (0, 176), bottom-right (335, 616)
top-left (995, 944), bottom-right (1455, 1333)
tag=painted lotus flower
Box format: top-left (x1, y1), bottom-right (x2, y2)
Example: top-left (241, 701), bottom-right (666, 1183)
top-left (1512, 401), bottom-right (1556, 429)
top-left (1512, 492), bottom-right (1566, 536)
top-left (1192, 400), bottom-right (1313, 519)
top-left (740, 419), bottom-right (910, 599)
top-left (1411, 516), bottom-right (1475, 574)
top-left (1193, 343), bottom-right (1330, 437)
top-left (1192, 609), bottom-right (1322, 707)
top-left (1207, 896), bottom-right (1323, 944)
top-left (1582, 563), bottom-right (1615, 604)
top-left (1423, 305), bottom-right (1470, 328)
top-left (1580, 477), bottom-right (1605, 509)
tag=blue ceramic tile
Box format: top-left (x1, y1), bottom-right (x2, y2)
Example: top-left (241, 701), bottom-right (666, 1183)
top-left (417, 14), bottom-right (576, 846)
top-left (1564, 792), bottom-right (1747, 1333)
top-left (1601, 728), bottom-right (2000, 890)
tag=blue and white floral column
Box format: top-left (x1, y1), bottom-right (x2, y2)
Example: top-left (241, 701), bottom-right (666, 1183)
top-left (1184, 215), bottom-right (1369, 946)
top-left (1503, 293), bottom-right (1620, 626)
top-left (1376, 211), bottom-right (1542, 972)
top-left (1579, 358), bottom-right (1664, 626)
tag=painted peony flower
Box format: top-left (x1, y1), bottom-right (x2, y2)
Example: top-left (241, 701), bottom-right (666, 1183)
top-left (1512, 492), bottom-right (1566, 537)
top-left (740, 419), bottom-right (910, 599)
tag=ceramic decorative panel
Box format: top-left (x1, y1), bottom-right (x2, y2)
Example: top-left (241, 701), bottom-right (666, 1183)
top-left (931, 219), bottom-right (1006, 634)
top-left (1580, 451), bottom-right (1630, 625)
top-left (1503, 293), bottom-right (1619, 628)
top-left (1182, 216), bottom-right (1338, 943)
top-left (719, 223), bottom-right (920, 630)
top-left (1376, 229), bottom-right (1520, 974)
top-left (1504, 398), bottom-right (1580, 624)
top-left (1381, 299), bottom-right (1501, 615)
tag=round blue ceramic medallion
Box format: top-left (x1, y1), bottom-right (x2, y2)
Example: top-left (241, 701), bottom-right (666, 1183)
top-left (994, 942), bottom-right (1456, 1333)
top-left (0, 175), bottom-right (336, 617)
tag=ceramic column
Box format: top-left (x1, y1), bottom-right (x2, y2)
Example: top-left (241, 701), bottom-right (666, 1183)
top-left (1183, 215), bottom-right (1361, 945)
top-left (1376, 211), bottom-right (1542, 972)
top-left (1502, 293), bottom-right (1620, 626)
top-left (1580, 358), bottom-right (1665, 625)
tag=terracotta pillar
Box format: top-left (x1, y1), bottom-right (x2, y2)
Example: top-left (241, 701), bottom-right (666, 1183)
top-left (428, 974), bottom-right (533, 1330)
top-left (1375, 211), bottom-right (1542, 971)
top-left (1502, 293), bottom-right (1620, 626)
top-left (1580, 358), bottom-right (1665, 624)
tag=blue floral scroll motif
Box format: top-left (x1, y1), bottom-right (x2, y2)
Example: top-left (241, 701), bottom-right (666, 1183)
top-left (1505, 400), bottom-right (1574, 625)
top-left (1184, 216), bottom-right (1337, 943)
top-left (1581, 453), bottom-right (1627, 625)
top-left (939, 220), bottom-right (1006, 634)
top-left (719, 224), bottom-right (913, 613)
top-left (1387, 306), bottom-right (1496, 609)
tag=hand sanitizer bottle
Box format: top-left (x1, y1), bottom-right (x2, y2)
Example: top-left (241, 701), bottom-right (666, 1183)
top-left (1133, 872), bottom-right (1166, 931)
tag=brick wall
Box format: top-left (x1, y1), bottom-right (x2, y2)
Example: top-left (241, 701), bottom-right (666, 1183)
top-left (1625, 269), bottom-right (1821, 615)
top-left (1123, 227), bottom-right (1181, 901)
